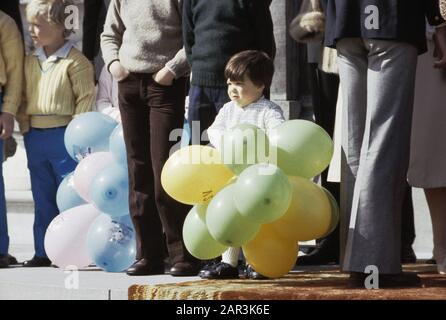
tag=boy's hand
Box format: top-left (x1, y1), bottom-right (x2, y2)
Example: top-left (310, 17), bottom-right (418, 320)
top-left (0, 113), bottom-right (15, 139)
top-left (434, 25), bottom-right (446, 68)
top-left (109, 60), bottom-right (130, 81)
top-left (152, 67), bottom-right (175, 86)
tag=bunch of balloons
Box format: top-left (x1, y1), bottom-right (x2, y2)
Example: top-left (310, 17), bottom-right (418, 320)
top-left (44, 112), bottom-right (136, 272)
top-left (161, 120), bottom-right (338, 278)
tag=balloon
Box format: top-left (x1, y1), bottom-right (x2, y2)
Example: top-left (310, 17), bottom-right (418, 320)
top-left (161, 145), bottom-right (234, 204)
top-left (219, 123), bottom-right (269, 175)
top-left (183, 204), bottom-right (228, 259)
top-left (243, 224), bottom-right (298, 278)
top-left (181, 120), bottom-right (191, 148)
top-left (269, 120), bottom-right (334, 178)
top-left (109, 124), bottom-right (127, 166)
top-left (65, 112), bottom-right (118, 162)
top-left (73, 152), bottom-right (115, 202)
top-left (44, 204), bottom-right (102, 268)
top-left (269, 176), bottom-right (332, 241)
top-left (206, 184), bottom-right (260, 247)
top-left (319, 187), bottom-right (340, 239)
top-left (233, 164), bottom-right (292, 224)
top-left (56, 172), bottom-right (87, 212)
top-left (86, 214), bottom-right (136, 272)
top-left (90, 164), bottom-right (129, 217)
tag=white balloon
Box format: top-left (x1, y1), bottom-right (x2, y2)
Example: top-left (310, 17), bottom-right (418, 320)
top-left (44, 204), bottom-right (102, 269)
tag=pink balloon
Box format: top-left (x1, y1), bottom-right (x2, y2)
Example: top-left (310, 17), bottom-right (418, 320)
top-left (44, 204), bottom-right (102, 269)
top-left (73, 152), bottom-right (115, 202)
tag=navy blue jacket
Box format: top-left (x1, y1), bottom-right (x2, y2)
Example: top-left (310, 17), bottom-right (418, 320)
top-left (183, 0), bottom-right (275, 87)
top-left (323, 0), bottom-right (444, 53)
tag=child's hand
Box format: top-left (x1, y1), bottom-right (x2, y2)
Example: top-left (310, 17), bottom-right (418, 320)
top-left (0, 113), bottom-right (15, 139)
top-left (109, 60), bottom-right (130, 81)
top-left (152, 67), bottom-right (175, 86)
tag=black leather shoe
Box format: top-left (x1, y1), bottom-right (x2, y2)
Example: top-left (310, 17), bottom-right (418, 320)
top-left (348, 272), bottom-right (421, 288)
top-left (401, 245), bottom-right (417, 264)
top-left (200, 262), bottom-right (239, 279)
top-left (170, 261), bottom-right (201, 277)
top-left (126, 259), bottom-right (165, 276)
top-left (8, 254), bottom-right (18, 265)
top-left (198, 259), bottom-right (221, 278)
top-left (0, 255), bottom-right (9, 268)
top-left (23, 256), bottom-right (52, 267)
top-left (244, 264), bottom-right (268, 280)
top-left (296, 244), bottom-right (339, 266)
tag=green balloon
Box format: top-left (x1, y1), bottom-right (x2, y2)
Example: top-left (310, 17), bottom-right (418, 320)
top-left (220, 123), bottom-right (270, 175)
top-left (233, 164), bottom-right (292, 224)
top-left (269, 120), bottom-right (334, 178)
top-left (320, 187), bottom-right (340, 238)
top-left (206, 184), bottom-right (260, 247)
top-left (183, 204), bottom-right (228, 260)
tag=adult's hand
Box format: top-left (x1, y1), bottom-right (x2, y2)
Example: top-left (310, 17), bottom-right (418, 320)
top-left (152, 66), bottom-right (175, 86)
top-left (0, 113), bottom-right (15, 139)
top-left (109, 60), bottom-right (130, 81)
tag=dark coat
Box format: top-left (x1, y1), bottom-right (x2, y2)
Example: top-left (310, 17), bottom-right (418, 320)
top-left (82, 0), bottom-right (107, 61)
top-left (323, 0), bottom-right (444, 53)
top-left (183, 0), bottom-right (275, 87)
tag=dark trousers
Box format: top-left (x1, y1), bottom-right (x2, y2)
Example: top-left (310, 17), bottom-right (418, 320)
top-left (118, 73), bottom-right (195, 265)
top-left (187, 85), bottom-right (230, 145)
top-left (308, 64), bottom-right (415, 255)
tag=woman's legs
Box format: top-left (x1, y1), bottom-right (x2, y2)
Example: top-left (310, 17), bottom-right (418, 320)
top-left (424, 187), bottom-right (446, 274)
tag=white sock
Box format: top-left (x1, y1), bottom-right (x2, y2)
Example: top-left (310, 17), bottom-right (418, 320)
top-left (222, 247), bottom-right (240, 268)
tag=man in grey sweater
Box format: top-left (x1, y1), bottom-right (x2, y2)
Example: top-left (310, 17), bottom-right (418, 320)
top-left (101, 0), bottom-right (200, 276)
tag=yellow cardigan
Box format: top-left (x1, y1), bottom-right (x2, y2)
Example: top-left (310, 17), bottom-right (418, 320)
top-left (18, 46), bottom-right (95, 133)
top-left (0, 10), bottom-right (24, 115)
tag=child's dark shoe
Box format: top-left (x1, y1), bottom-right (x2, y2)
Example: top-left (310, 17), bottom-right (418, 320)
top-left (199, 262), bottom-right (239, 279)
top-left (244, 264), bottom-right (268, 280)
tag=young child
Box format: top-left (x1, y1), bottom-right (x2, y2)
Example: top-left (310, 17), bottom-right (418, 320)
top-left (0, 9), bottom-right (24, 268)
top-left (95, 65), bottom-right (121, 123)
top-left (183, 0), bottom-right (275, 145)
top-left (204, 50), bottom-right (285, 279)
top-left (19, 0), bottom-right (95, 267)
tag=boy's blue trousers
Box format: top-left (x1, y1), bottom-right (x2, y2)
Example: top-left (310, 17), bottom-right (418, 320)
top-left (24, 127), bottom-right (77, 258)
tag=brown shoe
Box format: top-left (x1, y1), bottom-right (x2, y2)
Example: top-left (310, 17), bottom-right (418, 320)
top-left (170, 261), bottom-right (201, 277)
top-left (126, 259), bottom-right (165, 276)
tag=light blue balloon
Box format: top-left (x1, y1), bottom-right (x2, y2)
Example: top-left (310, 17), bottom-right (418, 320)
top-left (109, 124), bottom-right (127, 166)
top-left (86, 214), bottom-right (136, 272)
top-left (56, 172), bottom-right (87, 212)
top-left (65, 112), bottom-right (118, 162)
top-left (90, 164), bottom-right (129, 217)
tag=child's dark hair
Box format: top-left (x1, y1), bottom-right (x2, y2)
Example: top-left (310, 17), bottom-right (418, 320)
top-left (224, 50), bottom-right (274, 88)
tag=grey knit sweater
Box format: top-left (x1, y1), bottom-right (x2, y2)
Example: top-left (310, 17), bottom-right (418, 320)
top-left (101, 0), bottom-right (189, 78)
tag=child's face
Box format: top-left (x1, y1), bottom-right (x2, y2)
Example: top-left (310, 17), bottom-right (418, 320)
top-left (227, 75), bottom-right (265, 107)
top-left (28, 15), bottom-right (65, 48)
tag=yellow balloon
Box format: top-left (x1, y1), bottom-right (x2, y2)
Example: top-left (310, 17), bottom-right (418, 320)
top-left (243, 225), bottom-right (298, 278)
top-left (161, 145), bottom-right (234, 205)
top-left (269, 176), bottom-right (332, 241)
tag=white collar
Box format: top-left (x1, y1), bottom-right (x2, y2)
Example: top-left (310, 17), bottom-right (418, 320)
top-left (33, 41), bottom-right (74, 63)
